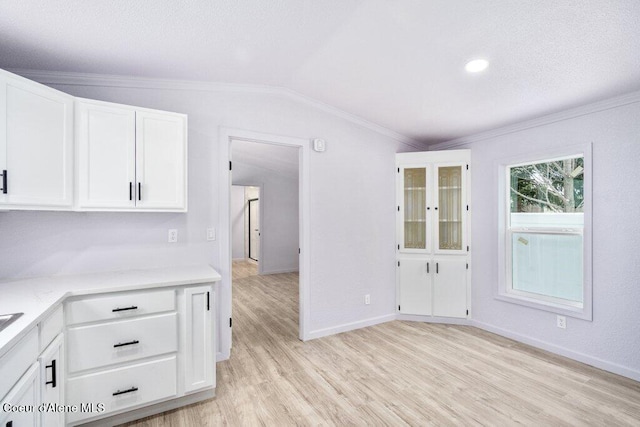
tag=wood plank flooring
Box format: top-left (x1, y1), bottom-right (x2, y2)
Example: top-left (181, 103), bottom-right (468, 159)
top-left (123, 261), bottom-right (640, 426)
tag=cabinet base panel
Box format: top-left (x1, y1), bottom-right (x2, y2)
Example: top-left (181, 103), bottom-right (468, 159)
top-left (396, 314), bottom-right (470, 325)
top-left (74, 388), bottom-right (215, 427)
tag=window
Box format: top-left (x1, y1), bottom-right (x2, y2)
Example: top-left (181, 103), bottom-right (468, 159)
top-left (497, 145), bottom-right (592, 320)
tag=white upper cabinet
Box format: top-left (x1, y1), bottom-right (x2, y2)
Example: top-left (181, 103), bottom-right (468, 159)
top-left (76, 98), bottom-right (187, 212)
top-left (0, 69), bottom-right (74, 209)
top-left (135, 110), bottom-right (187, 210)
top-left (76, 100), bottom-right (136, 209)
top-left (398, 158), bottom-right (468, 255)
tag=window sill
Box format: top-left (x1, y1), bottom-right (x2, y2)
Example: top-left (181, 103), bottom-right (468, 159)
top-left (495, 291), bottom-right (592, 321)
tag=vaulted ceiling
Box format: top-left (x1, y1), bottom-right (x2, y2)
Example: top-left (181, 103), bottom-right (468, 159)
top-left (1, 0), bottom-right (639, 144)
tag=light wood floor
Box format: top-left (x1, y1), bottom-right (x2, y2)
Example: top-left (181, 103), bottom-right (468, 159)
top-left (123, 261), bottom-right (640, 426)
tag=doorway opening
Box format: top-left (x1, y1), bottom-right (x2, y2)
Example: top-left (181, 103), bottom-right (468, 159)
top-left (220, 127), bottom-right (310, 358)
top-left (230, 138), bottom-right (301, 342)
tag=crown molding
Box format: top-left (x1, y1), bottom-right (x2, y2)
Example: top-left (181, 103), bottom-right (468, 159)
top-left (430, 90), bottom-right (640, 151)
top-left (8, 68), bottom-right (425, 151)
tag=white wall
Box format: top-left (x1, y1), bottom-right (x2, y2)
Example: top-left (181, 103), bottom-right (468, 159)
top-left (437, 96), bottom-right (640, 380)
top-left (230, 185), bottom-right (245, 260)
top-left (233, 162), bottom-right (299, 274)
top-left (0, 74), bottom-right (412, 341)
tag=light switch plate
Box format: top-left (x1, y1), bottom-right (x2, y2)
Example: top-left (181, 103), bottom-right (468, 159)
top-left (207, 228), bottom-right (216, 241)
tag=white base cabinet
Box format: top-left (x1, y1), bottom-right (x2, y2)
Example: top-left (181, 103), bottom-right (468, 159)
top-left (0, 311), bottom-right (65, 427)
top-left (397, 150), bottom-right (471, 319)
top-left (0, 363), bottom-right (39, 427)
top-left (39, 334), bottom-right (65, 427)
top-left (184, 285), bottom-right (214, 393)
top-left (65, 284), bottom-right (216, 425)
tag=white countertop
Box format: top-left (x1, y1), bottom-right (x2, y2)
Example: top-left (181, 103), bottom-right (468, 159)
top-left (0, 265), bottom-right (221, 358)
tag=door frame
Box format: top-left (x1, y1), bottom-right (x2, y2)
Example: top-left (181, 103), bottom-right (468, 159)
top-left (219, 127), bottom-right (310, 361)
top-left (247, 197), bottom-right (260, 262)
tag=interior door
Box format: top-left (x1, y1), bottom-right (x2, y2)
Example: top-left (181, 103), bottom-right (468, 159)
top-left (249, 198), bottom-right (260, 261)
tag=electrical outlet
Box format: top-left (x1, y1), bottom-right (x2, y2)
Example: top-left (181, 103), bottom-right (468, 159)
top-left (557, 315), bottom-right (566, 329)
top-left (365, 294), bottom-right (371, 305)
top-left (168, 229), bottom-right (178, 243)
top-left (206, 228), bottom-right (216, 241)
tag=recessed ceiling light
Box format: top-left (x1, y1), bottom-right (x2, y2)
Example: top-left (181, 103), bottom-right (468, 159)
top-left (465, 59), bottom-right (489, 73)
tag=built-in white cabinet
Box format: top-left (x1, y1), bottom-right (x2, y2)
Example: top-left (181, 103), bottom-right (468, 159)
top-left (0, 69), bottom-right (74, 210)
top-left (184, 285), bottom-right (214, 393)
top-left (76, 98), bottom-right (188, 211)
top-left (397, 150), bottom-right (470, 319)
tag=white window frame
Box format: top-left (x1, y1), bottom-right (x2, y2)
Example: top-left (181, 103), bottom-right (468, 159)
top-left (496, 143), bottom-right (592, 320)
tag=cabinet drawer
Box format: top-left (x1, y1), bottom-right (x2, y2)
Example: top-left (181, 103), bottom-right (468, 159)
top-left (66, 289), bottom-right (175, 325)
top-left (66, 355), bottom-right (177, 423)
top-left (0, 328), bottom-right (38, 400)
top-left (67, 313), bottom-right (177, 373)
top-left (39, 304), bottom-right (63, 352)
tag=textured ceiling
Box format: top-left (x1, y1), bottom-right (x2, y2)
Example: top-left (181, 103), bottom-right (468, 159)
top-left (1, 0), bottom-right (639, 143)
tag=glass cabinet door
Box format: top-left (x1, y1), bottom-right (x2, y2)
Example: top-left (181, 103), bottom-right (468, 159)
top-left (403, 167), bottom-right (427, 250)
top-left (437, 165), bottom-right (464, 251)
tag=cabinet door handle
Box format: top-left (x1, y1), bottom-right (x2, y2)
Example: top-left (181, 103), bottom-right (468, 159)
top-left (426, 262), bottom-right (429, 273)
top-left (114, 340), bottom-right (140, 348)
top-left (1, 169), bottom-right (7, 194)
top-left (138, 183), bottom-right (141, 201)
top-left (436, 262), bottom-right (439, 274)
top-left (129, 182), bottom-right (133, 201)
top-left (45, 359), bottom-right (57, 388)
top-left (206, 291), bottom-right (210, 311)
top-left (112, 386), bottom-right (138, 396)
top-left (112, 305), bottom-right (138, 312)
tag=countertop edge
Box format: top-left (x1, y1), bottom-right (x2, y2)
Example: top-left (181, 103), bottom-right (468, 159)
top-left (0, 265), bottom-right (221, 359)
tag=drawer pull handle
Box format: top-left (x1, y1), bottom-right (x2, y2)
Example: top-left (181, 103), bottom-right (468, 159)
top-left (45, 359), bottom-right (57, 388)
top-left (112, 305), bottom-right (138, 312)
top-left (114, 340), bottom-right (140, 348)
top-left (112, 386), bottom-right (138, 396)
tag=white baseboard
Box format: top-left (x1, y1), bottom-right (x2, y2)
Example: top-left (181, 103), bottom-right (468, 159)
top-left (397, 314), bottom-right (470, 325)
top-left (470, 319), bottom-right (640, 382)
top-left (261, 268), bottom-right (299, 275)
top-left (306, 314), bottom-right (396, 340)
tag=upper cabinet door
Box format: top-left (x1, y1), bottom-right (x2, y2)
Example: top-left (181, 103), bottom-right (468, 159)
top-left (135, 111), bottom-right (187, 211)
top-left (0, 71), bottom-right (73, 208)
top-left (77, 100), bottom-right (136, 209)
top-left (399, 166), bottom-right (431, 253)
top-left (434, 163), bottom-right (467, 254)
